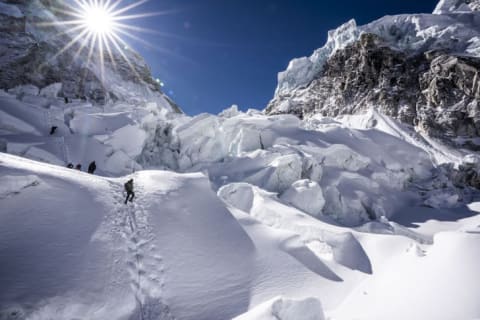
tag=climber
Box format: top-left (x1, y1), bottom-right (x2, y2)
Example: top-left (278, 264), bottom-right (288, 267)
top-left (124, 179), bottom-right (135, 204)
top-left (67, 163), bottom-right (74, 169)
top-left (75, 164), bottom-right (82, 171)
top-left (87, 161), bottom-right (97, 174)
top-left (49, 126), bottom-right (58, 135)
top-left (64, 97), bottom-right (69, 104)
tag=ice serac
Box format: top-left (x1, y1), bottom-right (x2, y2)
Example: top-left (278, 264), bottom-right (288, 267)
top-left (275, 19), bottom-right (360, 98)
top-left (0, 0), bottom-right (179, 109)
top-left (267, 1), bottom-right (480, 149)
top-left (434, 0), bottom-right (480, 14)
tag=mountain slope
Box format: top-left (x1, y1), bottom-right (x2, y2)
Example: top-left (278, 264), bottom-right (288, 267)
top-left (267, 2), bottom-right (480, 150)
top-left (0, 0), bottom-right (179, 109)
top-left (1, 153), bottom-right (480, 319)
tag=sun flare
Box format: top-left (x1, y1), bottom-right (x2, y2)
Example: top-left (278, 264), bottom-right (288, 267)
top-left (81, 3), bottom-right (115, 36)
top-left (40, 0), bottom-right (165, 83)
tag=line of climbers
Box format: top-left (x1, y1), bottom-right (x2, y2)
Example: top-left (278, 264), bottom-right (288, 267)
top-left (67, 161), bottom-right (96, 174)
top-left (66, 161), bottom-right (135, 205)
top-left (50, 97), bottom-right (135, 205)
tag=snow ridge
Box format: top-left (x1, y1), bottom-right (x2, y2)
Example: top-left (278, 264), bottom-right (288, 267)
top-left (109, 181), bottom-right (174, 319)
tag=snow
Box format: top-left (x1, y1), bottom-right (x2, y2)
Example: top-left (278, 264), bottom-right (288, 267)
top-left (106, 125), bottom-right (147, 158)
top-left (2, 90), bottom-right (462, 225)
top-left (336, 108), bottom-right (466, 165)
top-left (434, 0), bottom-right (480, 14)
top-left (1, 102), bottom-right (480, 319)
top-left (69, 112), bottom-right (134, 136)
top-left (8, 85), bottom-right (40, 97)
top-left (279, 179), bottom-right (325, 217)
top-left (332, 231), bottom-right (480, 320)
top-left (39, 83), bottom-right (62, 98)
top-left (275, 19), bottom-right (360, 96)
top-left (1, 2), bottom-right (480, 316)
top-left (234, 297), bottom-right (325, 320)
top-left (273, 3), bottom-right (480, 99)
top-left (0, 2), bottom-right (24, 18)
top-left (0, 154), bottom-right (251, 319)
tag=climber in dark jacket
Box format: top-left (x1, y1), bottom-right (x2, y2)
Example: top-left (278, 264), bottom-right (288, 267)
top-left (87, 161), bottom-right (96, 174)
top-left (124, 179), bottom-right (135, 204)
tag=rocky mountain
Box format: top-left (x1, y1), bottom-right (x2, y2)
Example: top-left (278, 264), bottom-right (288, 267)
top-left (0, 0), bottom-right (179, 109)
top-left (267, 0), bottom-right (480, 149)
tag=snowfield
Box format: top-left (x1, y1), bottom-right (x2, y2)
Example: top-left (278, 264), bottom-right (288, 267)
top-left (1, 148), bottom-right (480, 319)
top-left (1, 81), bottom-right (480, 319)
top-left (1, 86), bottom-right (480, 319)
top-left (2, 0), bottom-right (480, 318)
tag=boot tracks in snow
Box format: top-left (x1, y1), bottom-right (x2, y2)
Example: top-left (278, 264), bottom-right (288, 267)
top-left (110, 181), bottom-right (175, 320)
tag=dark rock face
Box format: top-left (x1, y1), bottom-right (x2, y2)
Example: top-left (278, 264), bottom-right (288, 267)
top-left (267, 33), bottom-right (480, 147)
top-left (0, 0), bottom-right (162, 104)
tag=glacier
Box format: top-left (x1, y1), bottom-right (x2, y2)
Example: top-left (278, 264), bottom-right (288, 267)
top-left (1, 0), bottom-right (480, 319)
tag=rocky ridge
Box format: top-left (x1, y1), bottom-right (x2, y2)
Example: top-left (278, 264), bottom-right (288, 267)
top-left (267, 0), bottom-right (480, 149)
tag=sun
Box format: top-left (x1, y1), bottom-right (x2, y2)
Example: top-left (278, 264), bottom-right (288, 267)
top-left (81, 3), bottom-right (115, 36)
top-left (39, 0), bottom-right (167, 83)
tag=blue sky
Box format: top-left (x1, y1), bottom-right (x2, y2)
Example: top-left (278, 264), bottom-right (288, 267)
top-left (125, 0), bottom-right (439, 115)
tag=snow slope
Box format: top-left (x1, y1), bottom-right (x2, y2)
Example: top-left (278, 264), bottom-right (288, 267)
top-left (4, 88), bottom-right (473, 226)
top-left (2, 0), bottom-right (480, 317)
top-left (0, 89), bottom-right (175, 175)
top-left (0, 153), bottom-right (346, 319)
top-left (2, 74), bottom-right (480, 319)
top-left (1, 153), bottom-right (480, 320)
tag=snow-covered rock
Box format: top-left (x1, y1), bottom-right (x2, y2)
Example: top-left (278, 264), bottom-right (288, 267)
top-left (8, 84), bottom-right (40, 97)
top-left (69, 112), bottom-right (135, 136)
top-left (280, 179), bottom-right (325, 217)
top-left (39, 83), bottom-right (62, 98)
top-left (275, 19), bottom-right (359, 97)
top-left (434, 0), bottom-right (480, 14)
top-left (219, 104), bottom-right (242, 118)
top-left (268, 1), bottom-right (480, 149)
top-left (0, 0), bottom-right (179, 109)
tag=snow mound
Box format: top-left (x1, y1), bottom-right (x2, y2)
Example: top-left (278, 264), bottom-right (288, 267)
top-left (280, 179), bottom-right (325, 217)
top-left (234, 297), bottom-right (325, 320)
top-left (218, 182), bottom-right (373, 274)
top-left (69, 112), bottom-right (134, 136)
top-left (333, 231), bottom-right (480, 320)
top-left (0, 174), bottom-right (40, 198)
top-left (0, 153), bottom-right (257, 319)
top-left (164, 110), bottom-right (461, 226)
